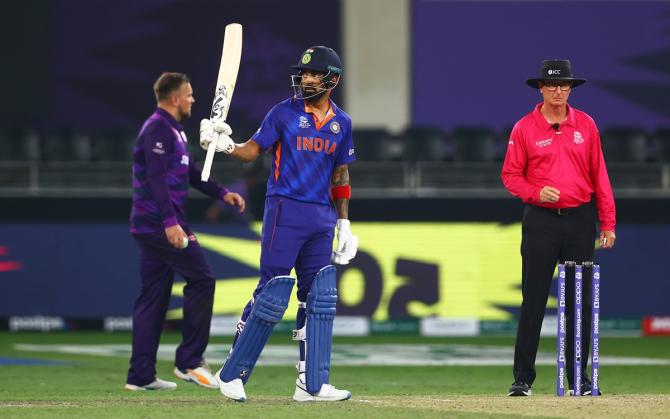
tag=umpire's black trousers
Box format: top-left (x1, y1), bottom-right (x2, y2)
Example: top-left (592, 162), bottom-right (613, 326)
top-left (513, 201), bottom-right (596, 387)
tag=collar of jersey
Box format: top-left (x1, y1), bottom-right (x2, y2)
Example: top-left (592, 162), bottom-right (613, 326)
top-left (533, 102), bottom-right (576, 131)
top-left (155, 107), bottom-right (183, 131)
top-left (295, 98), bottom-right (337, 131)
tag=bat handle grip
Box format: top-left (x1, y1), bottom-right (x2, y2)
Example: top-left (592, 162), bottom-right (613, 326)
top-left (201, 141), bottom-right (217, 182)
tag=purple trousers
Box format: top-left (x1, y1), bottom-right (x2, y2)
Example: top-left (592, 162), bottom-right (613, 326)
top-left (127, 229), bottom-right (215, 386)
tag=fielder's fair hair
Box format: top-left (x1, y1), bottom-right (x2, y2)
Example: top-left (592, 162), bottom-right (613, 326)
top-left (153, 72), bottom-right (190, 102)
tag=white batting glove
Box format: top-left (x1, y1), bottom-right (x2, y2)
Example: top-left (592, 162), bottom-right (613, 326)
top-left (200, 119), bottom-right (235, 154)
top-left (199, 119), bottom-right (217, 151)
top-left (332, 219), bottom-right (358, 265)
top-left (212, 119), bottom-right (233, 136)
top-left (215, 132), bottom-right (235, 154)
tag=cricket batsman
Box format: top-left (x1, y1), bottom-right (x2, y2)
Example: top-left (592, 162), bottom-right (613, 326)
top-left (199, 46), bottom-right (357, 402)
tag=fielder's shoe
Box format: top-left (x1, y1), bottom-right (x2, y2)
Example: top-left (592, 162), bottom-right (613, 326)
top-left (215, 368), bottom-right (246, 402)
top-left (507, 379), bottom-right (532, 396)
top-left (293, 377), bottom-right (352, 402)
top-left (124, 377), bottom-right (177, 391)
top-left (174, 360), bottom-right (218, 389)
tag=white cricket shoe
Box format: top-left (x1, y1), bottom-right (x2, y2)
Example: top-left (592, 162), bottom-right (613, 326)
top-left (124, 377), bottom-right (177, 391)
top-left (173, 360), bottom-right (218, 389)
top-left (293, 378), bottom-right (351, 402)
top-left (215, 368), bottom-right (246, 402)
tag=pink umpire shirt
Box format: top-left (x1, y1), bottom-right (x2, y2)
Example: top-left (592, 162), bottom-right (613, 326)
top-left (501, 103), bottom-right (616, 232)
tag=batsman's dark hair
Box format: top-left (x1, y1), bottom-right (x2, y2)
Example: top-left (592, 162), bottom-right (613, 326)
top-left (153, 72), bottom-right (190, 102)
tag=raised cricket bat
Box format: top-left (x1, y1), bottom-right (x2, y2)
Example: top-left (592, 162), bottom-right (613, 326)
top-left (201, 23), bottom-right (243, 182)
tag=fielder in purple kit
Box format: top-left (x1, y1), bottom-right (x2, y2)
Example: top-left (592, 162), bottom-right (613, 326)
top-left (125, 72), bottom-right (245, 391)
top-left (199, 46), bottom-right (358, 402)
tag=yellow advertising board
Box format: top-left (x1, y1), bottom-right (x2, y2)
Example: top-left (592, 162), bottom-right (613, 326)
top-left (169, 222), bottom-right (530, 321)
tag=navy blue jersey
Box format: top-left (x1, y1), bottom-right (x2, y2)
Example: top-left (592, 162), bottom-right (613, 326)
top-left (251, 98), bottom-right (356, 205)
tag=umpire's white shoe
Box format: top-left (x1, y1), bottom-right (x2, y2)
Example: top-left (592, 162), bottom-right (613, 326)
top-left (124, 377), bottom-right (177, 391)
top-left (215, 368), bottom-right (246, 402)
top-left (173, 360), bottom-right (218, 389)
top-left (293, 378), bottom-right (352, 402)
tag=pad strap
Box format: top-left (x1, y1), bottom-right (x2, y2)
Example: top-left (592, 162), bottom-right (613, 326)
top-left (292, 326), bottom-right (306, 341)
top-left (292, 301), bottom-right (307, 341)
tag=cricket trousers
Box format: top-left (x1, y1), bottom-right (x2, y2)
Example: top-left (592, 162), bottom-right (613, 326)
top-left (513, 200), bottom-right (596, 387)
top-left (232, 196), bottom-right (335, 355)
top-left (127, 230), bottom-right (215, 386)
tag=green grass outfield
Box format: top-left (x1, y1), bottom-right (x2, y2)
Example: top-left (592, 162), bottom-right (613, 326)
top-left (0, 332), bottom-right (669, 418)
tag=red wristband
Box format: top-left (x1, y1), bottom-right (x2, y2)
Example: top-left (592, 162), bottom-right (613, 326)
top-left (330, 185), bottom-right (351, 200)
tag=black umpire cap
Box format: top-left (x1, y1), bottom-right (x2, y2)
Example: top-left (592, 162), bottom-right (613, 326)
top-left (526, 59), bottom-right (586, 89)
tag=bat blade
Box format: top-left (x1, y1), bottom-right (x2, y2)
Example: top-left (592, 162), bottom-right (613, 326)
top-left (202, 23), bottom-right (243, 182)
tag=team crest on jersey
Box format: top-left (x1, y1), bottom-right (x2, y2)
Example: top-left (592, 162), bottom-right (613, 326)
top-left (299, 116), bottom-right (311, 129)
top-left (573, 131), bottom-right (584, 144)
top-left (330, 121), bottom-right (340, 134)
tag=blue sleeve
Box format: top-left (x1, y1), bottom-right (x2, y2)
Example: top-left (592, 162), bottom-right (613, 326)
top-left (142, 122), bottom-right (177, 226)
top-left (188, 159), bottom-right (230, 200)
top-left (335, 120), bottom-right (356, 165)
top-left (251, 105), bottom-right (283, 152)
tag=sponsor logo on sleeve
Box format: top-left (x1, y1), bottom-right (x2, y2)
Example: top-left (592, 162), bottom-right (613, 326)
top-left (180, 155), bottom-right (189, 166)
top-left (152, 141), bottom-right (165, 154)
top-left (349, 148), bottom-right (355, 156)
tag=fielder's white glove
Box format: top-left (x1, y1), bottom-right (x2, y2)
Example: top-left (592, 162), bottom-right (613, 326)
top-left (332, 219), bottom-right (358, 265)
top-left (199, 119), bottom-right (235, 154)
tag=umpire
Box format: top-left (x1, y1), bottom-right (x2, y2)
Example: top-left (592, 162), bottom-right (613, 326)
top-left (501, 60), bottom-right (616, 396)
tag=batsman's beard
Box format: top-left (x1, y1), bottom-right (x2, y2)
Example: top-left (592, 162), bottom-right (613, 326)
top-left (300, 85), bottom-right (328, 101)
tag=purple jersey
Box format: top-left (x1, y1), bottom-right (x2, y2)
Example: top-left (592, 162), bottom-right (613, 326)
top-left (131, 108), bottom-right (229, 234)
top-left (252, 98), bottom-right (356, 205)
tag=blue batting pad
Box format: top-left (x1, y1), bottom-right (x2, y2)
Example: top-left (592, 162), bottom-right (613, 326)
top-left (220, 276), bottom-right (294, 384)
top-left (305, 265), bottom-right (338, 394)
